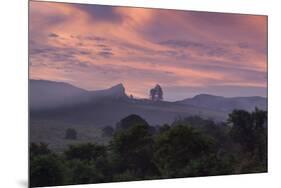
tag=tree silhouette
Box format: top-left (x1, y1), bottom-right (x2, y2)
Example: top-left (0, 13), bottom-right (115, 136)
top-left (102, 126), bottom-right (114, 137)
top-left (149, 84), bottom-right (163, 101)
top-left (30, 142), bottom-right (51, 159)
top-left (228, 108), bottom-right (267, 164)
top-left (65, 128), bottom-right (77, 140)
top-left (111, 115), bottom-right (159, 178)
top-left (116, 114), bottom-right (149, 131)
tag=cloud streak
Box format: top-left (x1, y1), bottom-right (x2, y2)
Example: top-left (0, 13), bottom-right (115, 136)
top-left (29, 1), bottom-right (267, 101)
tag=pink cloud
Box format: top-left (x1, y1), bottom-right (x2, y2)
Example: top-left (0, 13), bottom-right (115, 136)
top-left (29, 1), bottom-right (267, 100)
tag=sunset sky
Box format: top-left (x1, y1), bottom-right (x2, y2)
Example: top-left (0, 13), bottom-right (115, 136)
top-left (29, 1), bottom-right (267, 101)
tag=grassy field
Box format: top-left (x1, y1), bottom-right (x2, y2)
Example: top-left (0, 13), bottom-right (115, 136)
top-left (30, 119), bottom-right (110, 152)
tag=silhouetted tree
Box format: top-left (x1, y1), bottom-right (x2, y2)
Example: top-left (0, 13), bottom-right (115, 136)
top-left (65, 128), bottom-right (77, 140)
top-left (110, 116), bottom-right (159, 178)
top-left (30, 142), bottom-right (51, 159)
top-left (228, 110), bottom-right (255, 151)
top-left (228, 108), bottom-right (267, 172)
top-left (149, 84), bottom-right (163, 101)
top-left (116, 114), bottom-right (149, 131)
top-left (102, 126), bottom-right (114, 137)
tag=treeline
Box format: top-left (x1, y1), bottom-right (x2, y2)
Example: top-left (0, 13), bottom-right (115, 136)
top-left (30, 108), bottom-right (267, 187)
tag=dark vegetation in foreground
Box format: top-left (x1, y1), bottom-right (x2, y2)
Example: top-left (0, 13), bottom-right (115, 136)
top-left (30, 109), bottom-right (267, 187)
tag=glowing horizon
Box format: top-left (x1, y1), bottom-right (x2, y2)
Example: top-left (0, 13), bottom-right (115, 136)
top-left (29, 1), bottom-right (267, 101)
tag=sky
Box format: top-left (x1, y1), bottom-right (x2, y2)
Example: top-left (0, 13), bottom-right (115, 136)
top-left (29, 1), bottom-right (267, 101)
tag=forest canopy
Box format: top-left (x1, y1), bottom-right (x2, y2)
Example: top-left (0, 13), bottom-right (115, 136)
top-left (30, 109), bottom-right (267, 187)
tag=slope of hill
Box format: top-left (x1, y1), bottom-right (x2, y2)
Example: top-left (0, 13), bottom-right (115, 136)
top-left (30, 80), bottom-right (127, 110)
top-left (30, 80), bottom-right (267, 127)
top-left (30, 80), bottom-right (89, 110)
top-left (29, 80), bottom-right (267, 151)
top-left (177, 94), bottom-right (267, 113)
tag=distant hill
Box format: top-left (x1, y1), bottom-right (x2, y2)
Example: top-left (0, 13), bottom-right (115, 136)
top-left (177, 94), bottom-right (267, 113)
top-left (30, 80), bottom-right (267, 126)
top-left (30, 80), bottom-right (127, 110)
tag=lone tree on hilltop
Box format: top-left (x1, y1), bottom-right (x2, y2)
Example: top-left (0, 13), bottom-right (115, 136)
top-left (150, 84), bottom-right (163, 101)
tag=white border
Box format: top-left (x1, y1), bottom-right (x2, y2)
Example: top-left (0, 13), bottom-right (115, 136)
top-left (1, 0), bottom-right (281, 188)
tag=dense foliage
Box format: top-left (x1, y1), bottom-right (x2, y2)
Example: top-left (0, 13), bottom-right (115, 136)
top-left (30, 109), bottom-right (267, 187)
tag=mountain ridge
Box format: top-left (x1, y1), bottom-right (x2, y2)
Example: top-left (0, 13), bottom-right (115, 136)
top-left (177, 93), bottom-right (267, 113)
top-left (30, 79), bottom-right (127, 110)
top-left (30, 79), bottom-right (267, 125)
top-left (30, 79), bottom-right (266, 102)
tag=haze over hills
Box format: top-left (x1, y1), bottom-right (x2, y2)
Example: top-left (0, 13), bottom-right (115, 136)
top-left (177, 94), bottom-right (267, 113)
top-left (30, 80), bottom-right (127, 110)
top-left (30, 79), bottom-right (267, 126)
